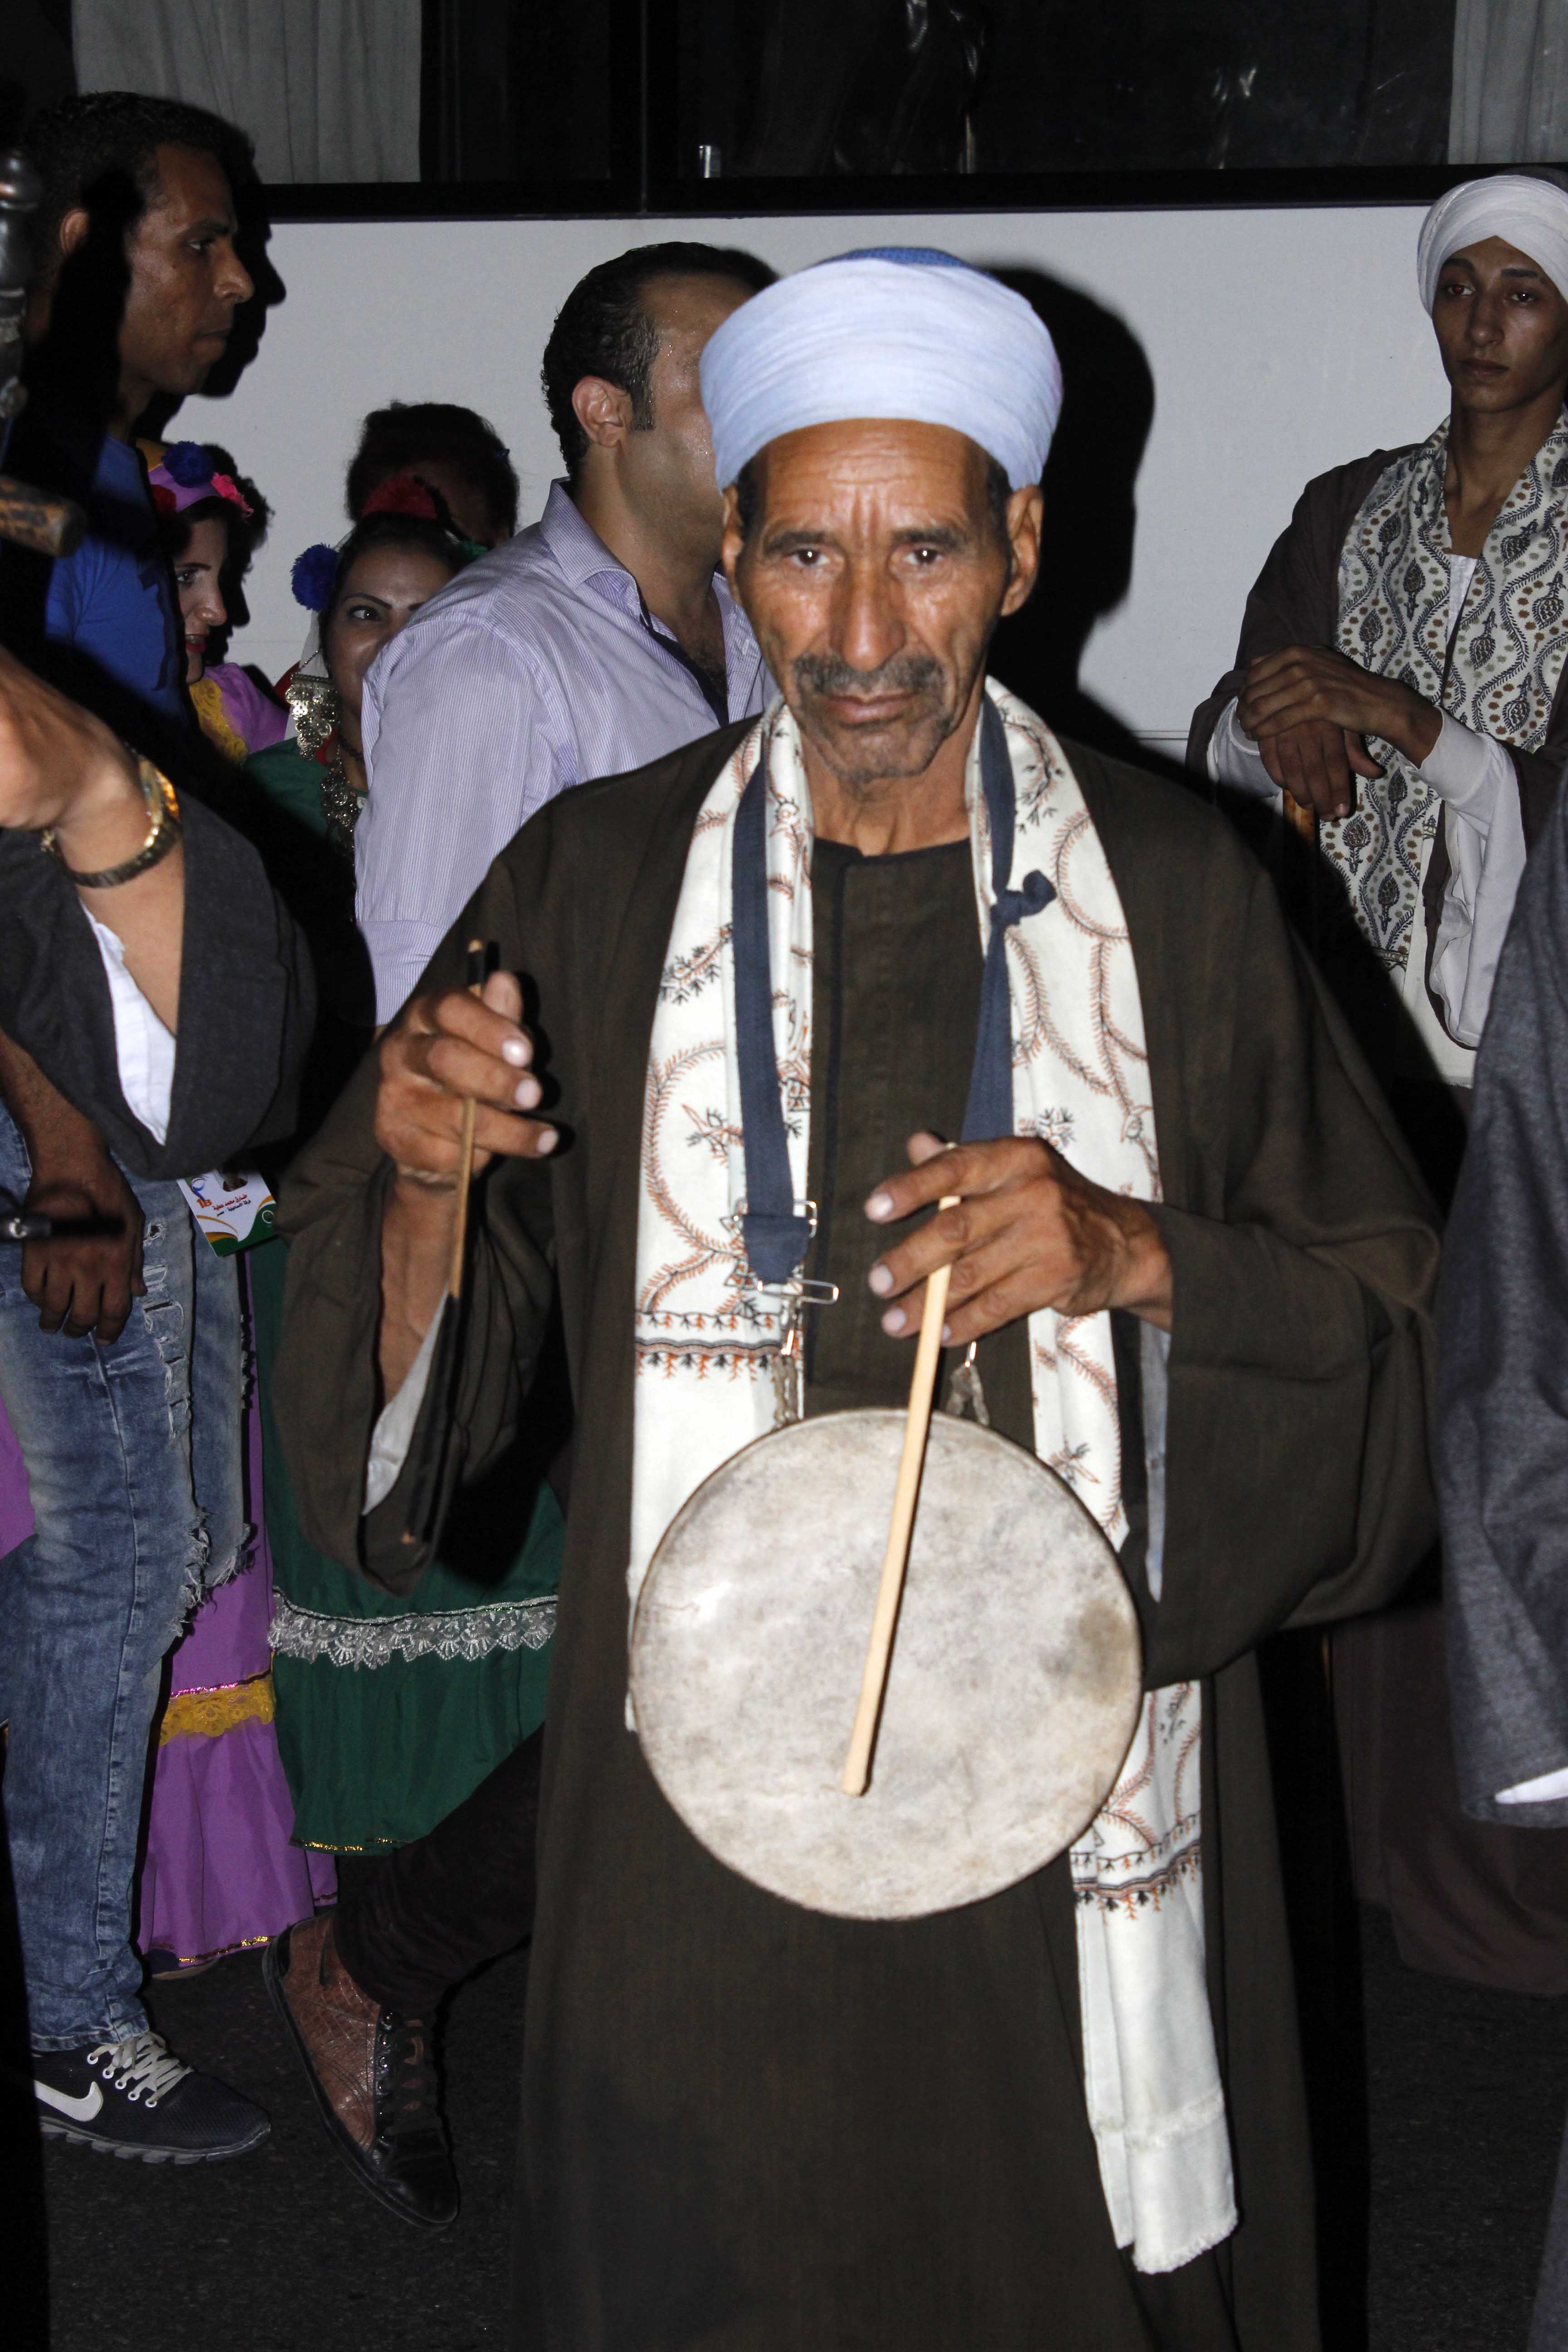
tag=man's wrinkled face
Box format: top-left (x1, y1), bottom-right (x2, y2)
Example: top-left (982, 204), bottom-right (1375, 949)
top-left (724, 420), bottom-right (1040, 789)
top-left (116, 143), bottom-right (254, 399)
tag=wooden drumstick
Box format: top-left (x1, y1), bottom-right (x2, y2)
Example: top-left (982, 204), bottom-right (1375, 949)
top-left (841, 1195), bottom-right (961, 1797)
top-left (1279, 792), bottom-right (1322, 957)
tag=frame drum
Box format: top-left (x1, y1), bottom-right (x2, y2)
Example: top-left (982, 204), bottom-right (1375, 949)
top-left (630, 1409), bottom-right (1143, 1920)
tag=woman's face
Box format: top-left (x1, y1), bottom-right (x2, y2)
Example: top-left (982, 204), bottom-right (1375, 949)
top-left (324, 543), bottom-right (456, 750)
top-left (173, 513), bottom-right (229, 684)
top-left (1433, 236), bottom-right (1568, 419)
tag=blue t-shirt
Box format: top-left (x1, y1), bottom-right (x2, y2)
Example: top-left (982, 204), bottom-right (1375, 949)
top-left (42, 433), bottom-right (186, 730)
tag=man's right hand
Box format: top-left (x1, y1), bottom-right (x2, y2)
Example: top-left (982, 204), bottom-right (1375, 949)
top-left (375, 968), bottom-right (557, 1402)
top-left (375, 967), bottom-right (558, 1186)
top-left (21, 1156), bottom-right (144, 1343)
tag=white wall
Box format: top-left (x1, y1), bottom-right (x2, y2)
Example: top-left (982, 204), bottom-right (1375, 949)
top-left (176, 205), bottom-right (1446, 756)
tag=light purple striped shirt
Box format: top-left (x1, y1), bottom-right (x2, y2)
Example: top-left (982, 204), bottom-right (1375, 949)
top-left (356, 480), bottom-right (768, 1020)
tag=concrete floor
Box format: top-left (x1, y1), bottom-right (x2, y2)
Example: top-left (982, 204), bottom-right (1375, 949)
top-left (10, 1903), bottom-right (1567, 2352)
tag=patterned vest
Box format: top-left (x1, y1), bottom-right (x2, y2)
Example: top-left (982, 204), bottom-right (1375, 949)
top-left (1324, 410), bottom-right (1568, 972)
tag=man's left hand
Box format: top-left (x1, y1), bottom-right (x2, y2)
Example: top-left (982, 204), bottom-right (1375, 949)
top-left (864, 1132), bottom-right (1172, 1344)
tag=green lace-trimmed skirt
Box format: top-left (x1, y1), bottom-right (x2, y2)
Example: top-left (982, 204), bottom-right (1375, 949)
top-left (250, 1236), bottom-right (562, 1852)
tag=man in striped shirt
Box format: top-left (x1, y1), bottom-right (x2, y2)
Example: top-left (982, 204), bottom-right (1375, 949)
top-left (354, 240), bottom-right (775, 1024)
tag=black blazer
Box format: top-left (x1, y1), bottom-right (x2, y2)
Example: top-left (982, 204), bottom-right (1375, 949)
top-left (0, 792), bottom-right (314, 1180)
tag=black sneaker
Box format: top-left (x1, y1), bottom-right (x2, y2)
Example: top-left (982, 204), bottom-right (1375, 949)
top-left (32, 2031), bottom-right (270, 2163)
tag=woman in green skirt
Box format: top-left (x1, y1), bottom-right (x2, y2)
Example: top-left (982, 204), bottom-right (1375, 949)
top-left (247, 479), bottom-right (564, 1854)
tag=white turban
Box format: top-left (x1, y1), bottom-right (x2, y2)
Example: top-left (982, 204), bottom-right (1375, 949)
top-left (1416, 173), bottom-right (1568, 311)
top-left (700, 246), bottom-right (1063, 492)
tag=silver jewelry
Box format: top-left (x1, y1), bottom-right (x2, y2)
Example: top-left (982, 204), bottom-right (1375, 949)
top-left (944, 1341), bottom-right (990, 1426)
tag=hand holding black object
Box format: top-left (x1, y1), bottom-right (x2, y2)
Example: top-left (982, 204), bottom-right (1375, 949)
top-left (19, 1159), bottom-right (144, 1343)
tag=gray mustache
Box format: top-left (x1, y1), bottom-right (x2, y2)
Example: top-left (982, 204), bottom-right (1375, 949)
top-left (793, 651), bottom-right (943, 699)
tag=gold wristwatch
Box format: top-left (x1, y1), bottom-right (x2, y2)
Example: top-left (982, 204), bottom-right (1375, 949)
top-left (41, 755), bottom-right (182, 888)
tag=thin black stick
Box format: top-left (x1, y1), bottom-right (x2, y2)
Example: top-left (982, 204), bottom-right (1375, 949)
top-left (401, 940), bottom-right (494, 1548)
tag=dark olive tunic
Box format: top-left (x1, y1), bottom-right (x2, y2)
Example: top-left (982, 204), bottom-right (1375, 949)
top-left (274, 721), bottom-right (1440, 2352)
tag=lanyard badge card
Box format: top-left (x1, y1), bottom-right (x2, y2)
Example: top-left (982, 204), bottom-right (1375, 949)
top-left (177, 1169), bottom-right (277, 1254)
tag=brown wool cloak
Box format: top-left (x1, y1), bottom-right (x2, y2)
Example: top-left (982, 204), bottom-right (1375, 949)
top-left (274, 719), bottom-right (1439, 2352)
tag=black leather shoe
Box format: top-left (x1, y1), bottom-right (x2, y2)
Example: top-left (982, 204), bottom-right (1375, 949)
top-left (264, 1916), bottom-right (458, 2229)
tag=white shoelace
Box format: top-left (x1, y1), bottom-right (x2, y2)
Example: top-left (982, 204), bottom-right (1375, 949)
top-left (87, 2031), bottom-right (191, 2109)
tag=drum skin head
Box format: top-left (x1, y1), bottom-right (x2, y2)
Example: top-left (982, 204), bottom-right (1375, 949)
top-left (630, 1409), bottom-right (1143, 1921)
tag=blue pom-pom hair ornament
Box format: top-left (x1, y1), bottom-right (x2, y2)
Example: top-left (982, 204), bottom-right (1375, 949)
top-left (162, 439), bottom-right (216, 487)
top-left (291, 543), bottom-right (339, 613)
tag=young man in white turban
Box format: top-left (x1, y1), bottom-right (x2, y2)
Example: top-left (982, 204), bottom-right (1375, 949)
top-left (1191, 173), bottom-right (1568, 1997)
top-left (274, 250), bottom-right (1437, 2350)
top-left (1192, 170), bottom-right (1568, 1113)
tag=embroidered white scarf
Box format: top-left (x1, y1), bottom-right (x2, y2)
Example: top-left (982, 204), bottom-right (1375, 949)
top-left (627, 680), bottom-right (1235, 2274)
top-left (1328, 409), bottom-right (1568, 971)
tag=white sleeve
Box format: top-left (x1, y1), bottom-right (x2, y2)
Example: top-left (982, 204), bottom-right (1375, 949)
top-left (1498, 1764), bottom-right (1568, 1805)
top-left (1423, 720), bottom-right (1527, 1048)
top-left (84, 910), bottom-right (175, 1144)
top-left (1205, 697), bottom-right (1281, 802)
top-left (363, 1307), bottom-right (443, 1513)
top-left (355, 620), bottom-right (563, 1025)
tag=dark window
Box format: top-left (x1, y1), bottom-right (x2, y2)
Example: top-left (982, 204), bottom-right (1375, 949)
top-left (674, 0), bottom-right (1458, 181)
top-left (25, 0), bottom-right (1553, 216)
top-left (421, 0), bottom-right (616, 183)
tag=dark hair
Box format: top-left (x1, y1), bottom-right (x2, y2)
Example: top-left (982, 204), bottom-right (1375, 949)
top-left (346, 402), bottom-right (520, 540)
top-left (733, 451), bottom-right (1012, 545)
top-left (541, 240), bottom-right (776, 483)
top-left (24, 89), bottom-right (255, 275)
top-left (328, 510), bottom-right (471, 617)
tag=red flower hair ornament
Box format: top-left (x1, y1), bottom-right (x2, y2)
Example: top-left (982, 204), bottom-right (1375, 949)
top-left (360, 473), bottom-right (442, 521)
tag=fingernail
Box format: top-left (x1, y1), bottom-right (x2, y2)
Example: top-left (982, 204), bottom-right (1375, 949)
top-left (866, 1191), bottom-right (893, 1221)
top-left (536, 1127), bottom-right (558, 1155)
top-left (515, 1076), bottom-right (541, 1108)
top-left (501, 1035), bottom-right (531, 1067)
top-left (882, 1306), bottom-right (906, 1334)
top-left (941, 1323), bottom-right (951, 1344)
top-left (867, 1262), bottom-right (893, 1295)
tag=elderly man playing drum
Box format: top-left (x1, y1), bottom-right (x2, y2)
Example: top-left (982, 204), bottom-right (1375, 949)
top-left (274, 251), bottom-right (1438, 2351)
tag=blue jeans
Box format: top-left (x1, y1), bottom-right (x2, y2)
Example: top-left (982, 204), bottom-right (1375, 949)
top-left (0, 1105), bottom-right (245, 2048)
